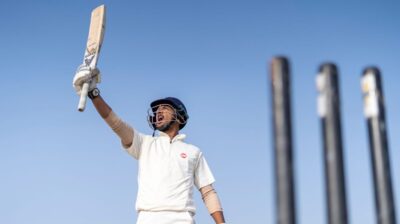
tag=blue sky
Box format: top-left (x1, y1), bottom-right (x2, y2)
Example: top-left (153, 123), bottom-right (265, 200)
top-left (1, 1), bottom-right (399, 223)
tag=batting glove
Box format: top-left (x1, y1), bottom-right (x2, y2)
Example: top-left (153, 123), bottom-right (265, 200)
top-left (73, 64), bottom-right (101, 95)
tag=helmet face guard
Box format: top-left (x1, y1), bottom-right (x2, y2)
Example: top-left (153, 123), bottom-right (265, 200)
top-left (147, 97), bottom-right (189, 130)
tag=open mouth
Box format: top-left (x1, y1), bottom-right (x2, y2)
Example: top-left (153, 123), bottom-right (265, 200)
top-left (156, 114), bottom-right (165, 125)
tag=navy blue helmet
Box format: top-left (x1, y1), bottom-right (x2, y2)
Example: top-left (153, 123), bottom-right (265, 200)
top-left (148, 97), bottom-right (189, 130)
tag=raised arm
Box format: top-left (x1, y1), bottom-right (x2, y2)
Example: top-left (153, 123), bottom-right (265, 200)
top-left (91, 94), bottom-right (111, 118)
top-left (73, 67), bottom-right (134, 148)
top-left (91, 94), bottom-right (134, 148)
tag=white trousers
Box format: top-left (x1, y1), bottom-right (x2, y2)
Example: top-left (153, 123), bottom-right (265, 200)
top-left (137, 211), bottom-right (195, 224)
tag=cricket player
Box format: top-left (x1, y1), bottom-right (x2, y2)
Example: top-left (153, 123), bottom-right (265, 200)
top-left (73, 67), bottom-right (226, 224)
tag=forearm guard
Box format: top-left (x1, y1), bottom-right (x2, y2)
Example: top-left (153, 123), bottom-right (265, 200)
top-left (200, 184), bottom-right (223, 214)
top-left (104, 110), bottom-right (134, 148)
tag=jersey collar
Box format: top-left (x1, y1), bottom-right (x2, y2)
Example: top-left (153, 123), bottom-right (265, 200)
top-left (159, 131), bottom-right (186, 143)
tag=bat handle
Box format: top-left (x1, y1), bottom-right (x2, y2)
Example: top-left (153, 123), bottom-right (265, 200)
top-left (78, 82), bottom-right (90, 112)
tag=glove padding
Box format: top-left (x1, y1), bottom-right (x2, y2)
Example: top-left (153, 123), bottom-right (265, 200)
top-left (73, 64), bottom-right (101, 95)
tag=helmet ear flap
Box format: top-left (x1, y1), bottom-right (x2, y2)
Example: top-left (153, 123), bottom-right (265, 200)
top-left (175, 112), bottom-right (185, 124)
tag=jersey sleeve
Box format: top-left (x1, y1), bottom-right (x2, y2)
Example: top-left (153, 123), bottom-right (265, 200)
top-left (194, 152), bottom-right (216, 189)
top-left (124, 128), bottom-right (144, 160)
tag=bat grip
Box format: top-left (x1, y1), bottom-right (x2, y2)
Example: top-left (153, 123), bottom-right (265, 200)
top-left (78, 82), bottom-right (90, 112)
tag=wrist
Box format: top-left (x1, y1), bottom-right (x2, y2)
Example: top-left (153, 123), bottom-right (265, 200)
top-left (88, 88), bottom-right (100, 100)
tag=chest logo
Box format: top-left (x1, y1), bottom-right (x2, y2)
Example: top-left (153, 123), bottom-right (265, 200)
top-left (180, 153), bottom-right (187, 158)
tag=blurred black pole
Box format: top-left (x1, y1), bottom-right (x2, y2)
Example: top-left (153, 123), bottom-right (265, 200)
top-left (270, 57), bottom-right (296, 224)
top-left (361, 67), bottom-right (397, 224)
top-left (316, 63), bottom-right (348, 224)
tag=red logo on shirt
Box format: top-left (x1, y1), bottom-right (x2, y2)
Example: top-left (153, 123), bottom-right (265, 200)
top-left (180, 153), bottom-right (187, 158)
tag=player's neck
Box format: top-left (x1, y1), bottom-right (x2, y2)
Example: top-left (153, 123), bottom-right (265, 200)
top-left (163, 124), bottom-right (180, 141)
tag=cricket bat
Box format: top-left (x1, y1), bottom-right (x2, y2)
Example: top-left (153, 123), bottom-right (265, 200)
top-left (77, 5), bottom-right (106, 112)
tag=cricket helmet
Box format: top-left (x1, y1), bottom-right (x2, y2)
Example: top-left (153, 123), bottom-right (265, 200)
top-left (148, 97), bottom-right (189, 130)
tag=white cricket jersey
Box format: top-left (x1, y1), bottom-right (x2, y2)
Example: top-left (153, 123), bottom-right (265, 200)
top-left (124, 130), bottom-right (215, 214)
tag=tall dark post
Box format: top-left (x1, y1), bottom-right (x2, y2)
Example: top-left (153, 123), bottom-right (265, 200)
top-left (361, 67), bottom-right (397, 224)
top-left (316, 63), bottom-right (348, 224)
top-left (270, 57), bottom-right (296, 224)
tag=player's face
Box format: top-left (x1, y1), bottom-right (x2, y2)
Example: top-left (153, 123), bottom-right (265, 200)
top-left (154, 104), bottom-right (176, 128)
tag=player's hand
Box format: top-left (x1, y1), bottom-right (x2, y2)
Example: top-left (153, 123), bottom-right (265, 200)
top-left (73, 64), bottom-right (101, 95)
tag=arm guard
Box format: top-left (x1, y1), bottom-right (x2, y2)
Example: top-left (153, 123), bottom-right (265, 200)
top-left (104, 110), bottom-right (134, 148)
top-left (200, 184), bottom-right (223, 214)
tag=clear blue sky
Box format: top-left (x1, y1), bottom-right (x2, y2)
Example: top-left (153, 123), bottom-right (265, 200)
top-left (1, 0), bottom-right (399, 223)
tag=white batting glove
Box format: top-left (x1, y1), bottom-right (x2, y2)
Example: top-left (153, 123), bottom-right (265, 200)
top-left (73, 64), bottom-right (101, 95)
